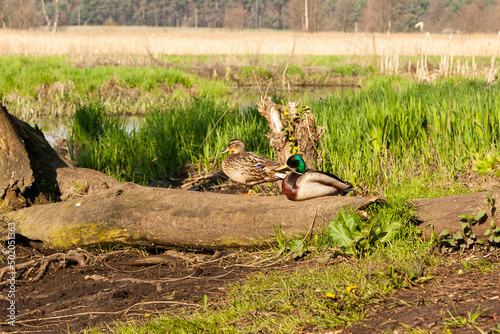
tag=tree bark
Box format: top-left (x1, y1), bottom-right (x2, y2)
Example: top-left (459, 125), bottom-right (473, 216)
top-left (0, 105), bottom-right (34, 198)
top-left (40, 0), bottom-right (51, 31)
top-left (0, 104), bottom-right (68, 213)
top-left (53, 0), bottom-right (59, 33)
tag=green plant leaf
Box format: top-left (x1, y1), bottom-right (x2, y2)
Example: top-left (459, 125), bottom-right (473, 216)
top-left (439, 230), bottom-right (451, 239)
top-left (378, 222), bottom-right (401, 243)
top-left (459, 214), bottom-right (473, 221)
top-left (329, 221), bottom-right (354, 249)
top-left (475, 210), bottom-right (486, 221)
top-left (343, 212), bottom-right (361, 236)
top-left (414, 275), bottom-right (434, 284)
top-left (288, 239), bottom-right (305, 257)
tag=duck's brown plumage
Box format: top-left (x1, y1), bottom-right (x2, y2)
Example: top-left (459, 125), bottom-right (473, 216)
top-left (218, 139), bottom-right (287, 189)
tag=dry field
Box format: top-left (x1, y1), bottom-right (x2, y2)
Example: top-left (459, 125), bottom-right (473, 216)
top-left (1, 26), bottom-right (500, 58)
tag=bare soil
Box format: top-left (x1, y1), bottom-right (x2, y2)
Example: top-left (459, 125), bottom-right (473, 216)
top-left (1, 245), bottom-right (499, 334)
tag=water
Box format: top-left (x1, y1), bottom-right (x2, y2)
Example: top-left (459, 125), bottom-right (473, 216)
top-left (33, 86), bottom-right (354, 146)
top-left (35, 115), bottom-right (145, 147)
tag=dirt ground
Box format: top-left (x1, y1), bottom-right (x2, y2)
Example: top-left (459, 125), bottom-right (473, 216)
top-left (0, 245), bottom-right (499, 334)
top-left (0, 246), bottom-right (259, 333)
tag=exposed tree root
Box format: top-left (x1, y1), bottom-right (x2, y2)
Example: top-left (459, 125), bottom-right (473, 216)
top-left (0, 249), bottom-right (91, 285)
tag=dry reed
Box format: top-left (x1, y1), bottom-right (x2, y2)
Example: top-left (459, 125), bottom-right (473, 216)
top-left (1, 26), bottom-right (500, 58)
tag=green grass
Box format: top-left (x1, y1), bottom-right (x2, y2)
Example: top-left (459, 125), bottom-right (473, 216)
top-left (0, 56), bottom-right (234, 119)
top-left (71, 98), bottom-right (273, 183)
top-left (313, 76), bottom-right (500, 198)
top-left (0, 56), bottom-right (198, 96)
top-left (70, 76), bottom-right (500, 199)
top-left (85, 219), bottom-right (432, 333)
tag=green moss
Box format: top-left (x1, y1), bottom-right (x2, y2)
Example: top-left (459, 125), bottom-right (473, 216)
top-left (47, 220), bottom-right (131, 249)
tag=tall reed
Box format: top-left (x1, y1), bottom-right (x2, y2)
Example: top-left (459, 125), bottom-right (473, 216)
top-left (313, 77), bottom-right (500, 198)
top-left (71, 77), bottom-right (500, 198)
top-left (72, 99), bottom-right (272, 184)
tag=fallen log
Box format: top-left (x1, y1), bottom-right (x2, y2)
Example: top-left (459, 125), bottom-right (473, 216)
top-left (413, 189), bottom-right (500, 243)
top-left (1, 103), bottom-right (499, 252)
top-left (0, 182), bottom-right (384, 251)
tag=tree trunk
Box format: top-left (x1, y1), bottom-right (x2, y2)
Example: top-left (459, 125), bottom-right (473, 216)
top-left (40, 0), bottom-right (51, 31)
top-left (257, 97), bottom-right (324, 169)
top-left (53, 0), bottom-right (59, 33)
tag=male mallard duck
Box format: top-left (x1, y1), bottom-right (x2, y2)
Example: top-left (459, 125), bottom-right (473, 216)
top-left (218, 138), bottom-right (287, 195)
top-left (279, 155), bottom-right (354, 201)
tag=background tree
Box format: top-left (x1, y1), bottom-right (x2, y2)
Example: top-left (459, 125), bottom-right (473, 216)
top-left (360, 0), bottom-right (392, 32)
top-left (1, 0), bottom-right (499, 34)
top-left (452, 0), bottom-right (487, 33)
top-left (224, 1), bottom-right (250, 30)
top-left (423, 0), bottom-right (449, 32)
top-left (285, 0), bottom-right (307, 30)
top-left (334, 0), bottom-right (365, 32)
top-left (0, 0), bottom-right (43, 29)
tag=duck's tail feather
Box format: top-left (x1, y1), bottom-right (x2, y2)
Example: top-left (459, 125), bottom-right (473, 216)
top-left (342, 184), bottom-right (355, 195)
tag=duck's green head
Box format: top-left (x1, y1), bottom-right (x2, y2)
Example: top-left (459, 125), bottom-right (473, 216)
top-left (286, 155), bottom-right (307, 174)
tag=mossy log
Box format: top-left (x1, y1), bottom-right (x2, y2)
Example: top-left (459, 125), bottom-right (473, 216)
top-left (0, 182), bottom-right (384, 251)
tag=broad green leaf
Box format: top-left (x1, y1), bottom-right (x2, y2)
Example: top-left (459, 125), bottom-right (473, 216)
top-left (329, 221), bottom-right (354, 248)
top-left (379, 222), bottom-right (401, 242)
top-left (343, 212), bottom-right (361, 235)
top-left (288, 239), bottom-right (305, 257)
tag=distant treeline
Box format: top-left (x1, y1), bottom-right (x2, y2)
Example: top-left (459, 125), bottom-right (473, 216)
top-left (3, 0), bottom-right (500, 33)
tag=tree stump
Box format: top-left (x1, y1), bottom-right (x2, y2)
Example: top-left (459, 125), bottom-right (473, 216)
top-left (257, 96), bottom-right (325, 168)
top-left (0, 104), bottom-right (69, 212)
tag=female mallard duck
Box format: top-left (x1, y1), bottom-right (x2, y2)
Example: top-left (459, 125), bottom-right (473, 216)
top-left (218, 139), bottom-right (287, 195)
top-left (280, 155), bottom-right (354, 201)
